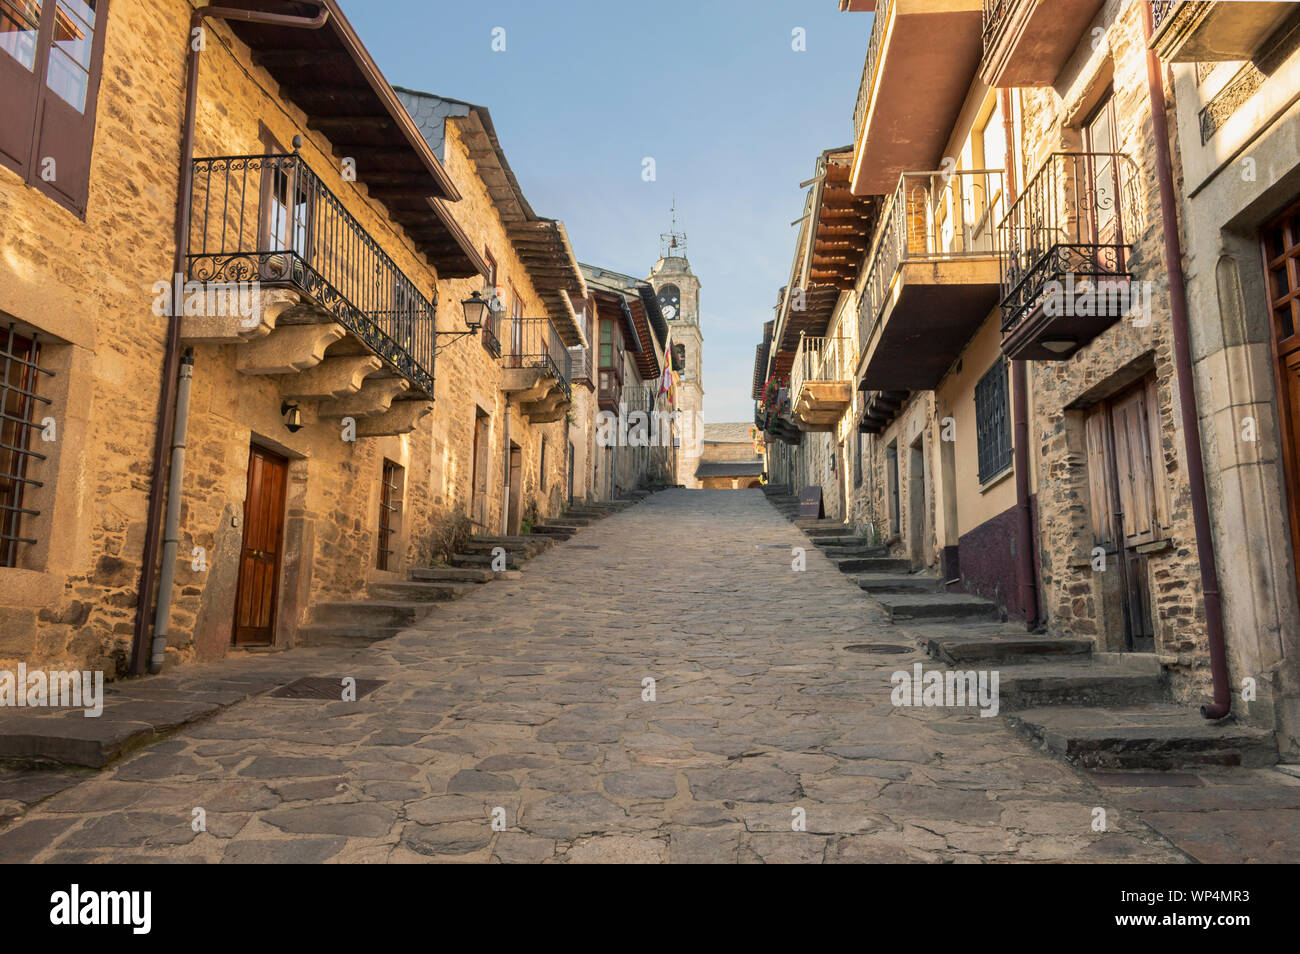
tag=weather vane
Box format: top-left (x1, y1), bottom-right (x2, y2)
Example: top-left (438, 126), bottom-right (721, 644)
top-left (660, 196), bottom-right (687, 259)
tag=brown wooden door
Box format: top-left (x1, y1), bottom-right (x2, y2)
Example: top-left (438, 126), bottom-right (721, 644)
top-left (233, 445), bottom-right (288, 646)
top-left (1262, 202), bottom-right (1300, 597)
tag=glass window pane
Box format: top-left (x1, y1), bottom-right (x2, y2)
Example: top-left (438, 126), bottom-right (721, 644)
top-left (0, 0), bottom-right (42, 71)
top-left (44, 0), bottom-right (96, 112)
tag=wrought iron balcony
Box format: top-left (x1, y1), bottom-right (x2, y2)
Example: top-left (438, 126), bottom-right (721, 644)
top-left (856, 168), bottom-right (1005, 389)
top-left (187, 153), bottom-right (436, 394)
top-left (1151, 0), bottom-right (1178, 33)
top-left (998, 151), bottom-right (1140, 361)
top-left (501, 316), bottom-right (572, 405)
top-left (482, 313), bottom-right (503, 359)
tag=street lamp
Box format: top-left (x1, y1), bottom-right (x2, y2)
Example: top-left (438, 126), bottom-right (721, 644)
top-left (461, 290), bottom-right (488, 331)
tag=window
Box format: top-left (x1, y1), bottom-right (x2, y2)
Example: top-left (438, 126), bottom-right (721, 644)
top-left (0, 325), bottom-right (52, 567)
top-left (975, 357), bottom-right (1013, 483)
top-left (0, 0), bottom-right (111, 216)
top-left (539, 437), bottom-right (547, 492)
top-left (599, 319), bottom-right (614, 368)
top-left (376, 459), bottom-right (400, 571)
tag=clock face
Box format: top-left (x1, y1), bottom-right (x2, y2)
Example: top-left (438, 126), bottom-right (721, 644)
top-left (658, 284), bottom-right (680, 320)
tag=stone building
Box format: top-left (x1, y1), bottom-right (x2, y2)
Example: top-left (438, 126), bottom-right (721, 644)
top-left (755, 0), bottom-right (1300, 759)
top-left (0, 0), bottom-right (587, 677)
top-left (581, 264), bottom-right (675, 496)
top-left (695, 423), bottom-right (764, 489)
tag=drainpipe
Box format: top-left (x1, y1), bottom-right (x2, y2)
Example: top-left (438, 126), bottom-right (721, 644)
top-left (1001, 88), bottom-right (1039, 630)
top-left (501, 404), bottom-right (511, 533)
top-left (1141, 2), bottom-right (1230, 719)
top-left (130, 2), bottom-right (331, 675)
top-left (149, 349), bottom-right (194, 673)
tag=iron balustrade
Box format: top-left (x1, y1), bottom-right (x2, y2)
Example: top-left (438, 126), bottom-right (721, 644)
top-left (856, 167), bottom-right (1006, 355)
top-left (501, 316), bottom-right (571, 403)
top-left (0, 325), bottom-right (53, 567)
top-left (791, 336), bottom-right (851, 402)
top-left (187, 153), bottom-right (436, 394)
top-left (982, 0), bottom-right (1015, 54)
top-left (853, 0), bottom-right (895, 154)
top-left (997, 151), bottom-right (1140, 334)
top-left (1151, 0), bottom-right (1179, 32)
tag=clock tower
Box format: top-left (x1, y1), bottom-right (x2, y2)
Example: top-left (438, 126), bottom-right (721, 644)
top-left (648, 216), bottom-right (704, 489)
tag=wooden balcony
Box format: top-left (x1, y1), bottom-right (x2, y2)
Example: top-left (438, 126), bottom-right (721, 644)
top-left (791, 336), bottom-right (853, 432)
top-left (856, 168), bottom-right (1005, 391)
top-left (1151, 1), bottom-right (1298, 62)
top-left (859, 390), bottom-right (911, 435)
top-left (500, 317), bottom-right (572, 423)
top-left (183, 152), bottom-right (435, 437)
top-left (980, 0), bottom-right (1106, 88)
top-left (597, 366), bottom-right (623, 414)
top-left (998, 152), bottom-right (1141, 361)
top-left (850, 0), bottom-right (986, 196)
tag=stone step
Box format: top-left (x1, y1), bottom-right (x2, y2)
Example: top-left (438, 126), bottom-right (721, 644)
top-left (995, 657), bottom-right (1167, 710)
top-left (1007, 704), bottom-right (1278, 770)
top-left (794, 518), bottom-right (846, 529)
top-left (854, 573), bottom-right (943, 594)
top-left (408, 566), bottom-right (495, 583)
top-left (311, 600), bottom-right (438, 628)
top-left (830, 556), bottom-right (913, 573)
top-left (297, 624), bottom-right (409, 647)
top-left (529, 524), bottom-right (579, 536)
top-left (802, 525), bottom-right (852, 538)
top-left (450, 552), bottom-right (521, 570)
top-left (922, 632), bottom-right (1095, 666)
top-left (368, 580), bottom-right (473, 602)
top-left (873, 592), bottom-right (1001, 623)
top-left (813, 537), bottom-right (880, 550)
top-left (462, 537), bottom-right (551, 557)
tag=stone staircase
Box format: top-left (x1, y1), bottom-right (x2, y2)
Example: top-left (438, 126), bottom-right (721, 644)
top-left (763, 482), bottom-right (1278, 770)
top-left (300, 494), bottom-right (640, 646)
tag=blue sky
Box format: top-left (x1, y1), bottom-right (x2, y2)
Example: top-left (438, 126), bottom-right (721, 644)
top-left (341, 0), bottom-right (873, 423)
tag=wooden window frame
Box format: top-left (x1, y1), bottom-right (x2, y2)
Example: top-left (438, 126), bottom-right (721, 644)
top-left (0, 0), bottom-right (112, 218)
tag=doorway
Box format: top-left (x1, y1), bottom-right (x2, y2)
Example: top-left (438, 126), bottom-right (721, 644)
top-left (506, 442), bottom-right (522, 535)
top-left (1083, 376), bottom-right (1167, 652)
top-left (1262, 202), bottom-right (1300, 597)
top-left (907, 435), bottom-right (928, 569)
top-left (233, 444), bottom-right (288, 646)
top-left (470, 408), bottom-right (490, 529)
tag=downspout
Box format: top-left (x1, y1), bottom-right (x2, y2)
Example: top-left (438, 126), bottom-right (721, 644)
top-left (1141, 2), bottom-right (1230, 719)
top-left (130, 2), bottom-right (330, 675)
top-left (1001, 87), bottom-right (1039, 630)
top-left (501, 405), bottom-right (511, 533)
top-left (149, 349), bottom-right (193, 673)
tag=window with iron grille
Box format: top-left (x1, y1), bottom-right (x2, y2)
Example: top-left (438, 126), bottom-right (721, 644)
top-left (853, 432), bottom-right (863, 488)
top-left (377, 459), bottom-right (400, 571)
top-left (0, 325), bottom-right (52, 567)
top-left (975, 357), bottom-right (1013, 484)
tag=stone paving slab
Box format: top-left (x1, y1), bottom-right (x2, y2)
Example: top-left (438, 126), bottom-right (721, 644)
top-left (0, 489), bottom-right (1296, 862)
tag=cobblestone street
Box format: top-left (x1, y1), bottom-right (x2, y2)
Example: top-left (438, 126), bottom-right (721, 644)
top-left (1, 489), bottom-right (1297, 863)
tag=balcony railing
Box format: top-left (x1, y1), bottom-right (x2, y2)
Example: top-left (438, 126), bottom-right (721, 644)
top-left (857, 167), bottom-right (1006, 350)
top-left (791, 335), bottom-right (851, 400)
top-left (187, 153), bottom-right (436, 394)
top-left (853, 0), bottom-right (895, 153)
top-left (982, 0), bottom-right (1015, 53)
top-left (501, 316), bottom-right (571, 402)
top-left (1151, 0), bottom-right (1179, 32)
top-left (997, 152), bottom-right (1140, 335)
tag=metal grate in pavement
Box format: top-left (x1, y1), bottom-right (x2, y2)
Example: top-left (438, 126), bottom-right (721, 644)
top-left (271, 677), bottom-right (387, 700)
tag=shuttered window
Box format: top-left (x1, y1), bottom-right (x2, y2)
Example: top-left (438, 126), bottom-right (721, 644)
top-left (1084, 376), bottom-right (1169, 548)
top-left (975, 357), bottom-right (1013, 483)
top-left (0, 0), bottom-right (111, 217)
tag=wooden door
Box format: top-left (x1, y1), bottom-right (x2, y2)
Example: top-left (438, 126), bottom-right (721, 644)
top-left (233, 445), bottom-right (288, 646)
top-left (506, 444), bottom-right (522, 535)
top-left (1262, 202), bottom-right (1300, 597)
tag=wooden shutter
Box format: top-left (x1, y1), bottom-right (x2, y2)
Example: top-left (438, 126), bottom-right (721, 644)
top-left (1110, 384), bottom-right (1161, 546)
top-left (0, 0), bottom-right (50, 177)
top-left (1145, 376), bottom-right (1170, 529)
top-left (1084, 404), bottom-right (1115, 547)
top-left (30, 0), bottom-right (111, 217)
